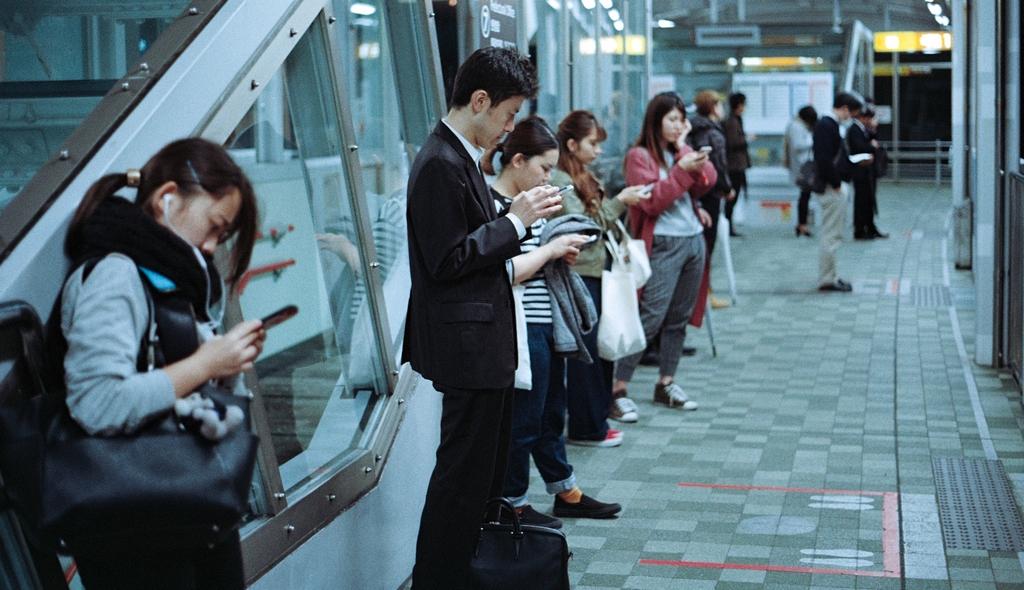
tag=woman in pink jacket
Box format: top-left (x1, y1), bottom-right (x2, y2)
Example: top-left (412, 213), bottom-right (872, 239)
top-left (613, 92), bottom-right (717, 417)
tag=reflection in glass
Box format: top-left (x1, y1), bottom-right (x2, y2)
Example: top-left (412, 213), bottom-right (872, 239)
top-left (0, 3), bottom-right (189, 214)
top-left (333, 0), bottom-right (412, 355)
top-left (224, 20), bottom-right (386, 492)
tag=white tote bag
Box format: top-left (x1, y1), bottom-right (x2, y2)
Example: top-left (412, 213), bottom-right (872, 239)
top-left (611, 219), bottom-right (651, 288)
top-left (597, 243), bottom-right (647, 361)
top-left (512, 284), bottom-right (533, 390)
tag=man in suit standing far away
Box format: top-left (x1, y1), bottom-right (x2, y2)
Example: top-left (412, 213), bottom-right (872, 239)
top-left (404, 47), bottom-right (564, 590)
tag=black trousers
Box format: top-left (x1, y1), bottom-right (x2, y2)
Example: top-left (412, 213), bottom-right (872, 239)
top-left (852, 174), bottom-right (876, 234)
top-left (726, 170), bottom-right (747, 224)
top-left (797, 188), bottom-right (812, 226)
top-left (700, 192), bottom-right (722, 258)
top-left (74, 531), bottom-right (244, 590)
top-left (412, 385), bottom-right (514, 590)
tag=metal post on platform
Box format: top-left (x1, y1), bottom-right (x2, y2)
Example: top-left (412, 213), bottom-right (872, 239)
top-left (935, 139), bottom-right (942, 186)
top-left (892, 51), bottom-right (901, 182)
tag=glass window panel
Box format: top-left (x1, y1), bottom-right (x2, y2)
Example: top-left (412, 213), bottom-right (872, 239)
top-left (333, 0), bottom-right (413, 357)
top-left (528, 0), bottom-right (567, 125)
top-left (570, 2), bottom-right (597, 110)
top-left (0, 3), bottom-right (191, 215)
top-left (223, 18), bottom-right (387, 493)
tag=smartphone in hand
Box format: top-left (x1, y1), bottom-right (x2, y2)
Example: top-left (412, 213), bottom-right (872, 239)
top-left (699, 146), bottom-right (713, 154)
top-left (556, 185), bottom-right (575, 195)
top-left (260, 305), bottom-right (298, 329)
top-left (639, 182), bottom-right (656, 195)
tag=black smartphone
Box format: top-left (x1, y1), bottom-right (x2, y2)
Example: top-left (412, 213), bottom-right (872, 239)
top-left (555, 185), bottom-right (575, 195)
top-left (260, 305), bottom-right (298, 329)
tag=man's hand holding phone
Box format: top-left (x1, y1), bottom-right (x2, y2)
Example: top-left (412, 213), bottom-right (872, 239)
top-left (510, 185), bottom-right (562, 226)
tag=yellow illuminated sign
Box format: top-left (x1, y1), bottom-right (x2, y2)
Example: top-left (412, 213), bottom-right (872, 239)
top-left (874, 31), bottom-right (952, 53)
top-left (578, 34), bottom-right (647, 55)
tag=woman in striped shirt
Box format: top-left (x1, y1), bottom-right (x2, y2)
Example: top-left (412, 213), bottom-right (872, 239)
top-left (483, 116), bottom-right (622, 527)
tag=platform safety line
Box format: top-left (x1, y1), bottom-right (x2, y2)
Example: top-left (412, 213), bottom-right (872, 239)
top-left (677, 481), bottom-right (887, 496)
top-left (638, 559), bottom-right (895, 578)
top-left (64, 561), bottom-right (77, 584)
top-left (941, 238), bottom-right (997, 461)
top-left (666, 482), bottom-right (901, 578)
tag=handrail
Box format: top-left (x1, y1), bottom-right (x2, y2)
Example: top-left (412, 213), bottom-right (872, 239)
top-left (877, 139), bottom-right (951, 185)
top-left (0, 0), bottom-right (229, 263)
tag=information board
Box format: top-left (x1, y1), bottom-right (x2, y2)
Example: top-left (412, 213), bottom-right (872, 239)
top-left (730, 72), bottom-right (834, 134)
top-left (479, 0), bottom-right (519, 49)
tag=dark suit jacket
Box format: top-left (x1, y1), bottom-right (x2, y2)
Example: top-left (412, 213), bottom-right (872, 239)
top-left (813, 115), bottom-right (844, 191)
top-left (402, 122), bottom-right (522, 390)
top-left (846, 121), bottom-right (875, 183)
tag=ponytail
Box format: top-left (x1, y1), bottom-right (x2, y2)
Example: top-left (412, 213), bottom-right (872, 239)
top-left (480, 143), bottom-right (504, 176)
top-left (66, 173), bottom-right (130, 260)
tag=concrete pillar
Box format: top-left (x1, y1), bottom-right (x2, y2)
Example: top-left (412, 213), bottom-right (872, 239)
top-left (971, 0), bottom-right (1000, 366)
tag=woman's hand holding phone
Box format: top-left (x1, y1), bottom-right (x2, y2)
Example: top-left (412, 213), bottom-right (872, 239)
top-left (616, 185), bottom-right (653, 206)
top-left (677, 150), bottom-right (708, 172)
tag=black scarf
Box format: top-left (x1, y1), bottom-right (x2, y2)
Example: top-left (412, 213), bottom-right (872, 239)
top-left (68, 196), bottom-right (222, 321)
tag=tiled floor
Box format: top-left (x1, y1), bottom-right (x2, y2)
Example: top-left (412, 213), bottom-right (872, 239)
top-left (527, 183), bottom-right (1024, 589)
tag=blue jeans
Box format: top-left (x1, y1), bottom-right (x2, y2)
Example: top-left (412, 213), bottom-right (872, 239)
top-left (566, 276), bottom-right (612, 440)
top-left (503, 323), bottom-right (576, 507)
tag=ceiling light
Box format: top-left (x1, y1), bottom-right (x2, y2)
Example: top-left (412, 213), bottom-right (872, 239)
top-left (608, 8), bottom-right (620, 21)
top-left (546, 0), bottom-right (561, 9)
top-left (581, 0), bottom-right (596, 9)
top-left (350, 2), bottom-right (376, 16)
top-left (613, 20), bottom-right (624, 31)
top-left (927, 3), bottom-right (942, 15)
top-left (599, 0), bottom-right (612, 8)
top-left (657, 19), bottom-right (675, 28)
top-left (935, 15), bottom-right (950, 26)
top-left (727, 57), bottom-right (738, 66)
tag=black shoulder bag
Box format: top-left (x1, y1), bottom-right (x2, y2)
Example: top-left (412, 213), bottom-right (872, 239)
top-left (469, 497), bottom-right (572, 590)
top-left (0, 265), bottom-right (258, 555)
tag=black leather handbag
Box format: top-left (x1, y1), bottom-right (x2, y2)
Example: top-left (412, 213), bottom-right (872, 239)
top-left (468, 498), bottom-right (571, 590)
top-left (0, 291), bottom-right (258, 555)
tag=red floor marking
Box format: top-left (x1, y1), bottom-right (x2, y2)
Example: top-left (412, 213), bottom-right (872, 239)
top-left (639, 559), bottom-right (893, 578)
top-left (677, 482), bottom-right (886, 496)
top-left (645, 482), bottom-right (903, 579)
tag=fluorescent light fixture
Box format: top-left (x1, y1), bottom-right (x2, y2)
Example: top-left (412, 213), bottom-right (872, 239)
top-left (547, 0), bottom-right (561, 9)
top-left (357, 42), bottom-right (380, 59)
top-left (884, 34), bottom-right (901, 50)
top-left (581, 0), bottom-right (596, 9)
top-left (935, 15), bottom-right (950, 26)
top-left (350, 2), bottom-right (376, 16)
top-left (613, 20), bottom-right (624, 31)
top-left (657, 19), bottom-right (675, 28)
top-left (927, 3), bottom-right (942, 15)
top-left (726, 57), bottom-right (738, 66)
top-left (608, 8), bottom-right (620, 21)
top-left (599, 0), bottom-right (612, 8)
top-left (741, 57), bottom-right (763, 66)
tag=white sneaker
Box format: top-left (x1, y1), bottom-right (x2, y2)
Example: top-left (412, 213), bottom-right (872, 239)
top-left (610, 397), bottom-right (639, 423)
top-left (654, 382), bottom-right (698, 410)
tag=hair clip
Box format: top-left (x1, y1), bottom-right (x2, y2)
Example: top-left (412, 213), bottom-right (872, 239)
top-left (125, 169), bottom-right (142, 187)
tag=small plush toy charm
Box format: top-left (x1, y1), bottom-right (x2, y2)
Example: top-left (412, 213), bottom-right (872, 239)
top-left (173, 393), bottom-right (245, 441)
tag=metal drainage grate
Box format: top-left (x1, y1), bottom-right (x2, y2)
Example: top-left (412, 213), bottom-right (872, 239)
top-left (911, 285), bottom-right (952, 307)
top-left (933, 458), bottom-right (1024, 551)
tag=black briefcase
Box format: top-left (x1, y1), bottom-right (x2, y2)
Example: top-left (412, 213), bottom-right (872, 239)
top-left (468, 498), bottom-right (571, 590)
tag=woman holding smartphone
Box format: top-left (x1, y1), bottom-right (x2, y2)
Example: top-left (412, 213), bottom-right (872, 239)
top-left (61, 138), bottom-right (262, 589)
top-left (551, 110), bottom-right (650, 436)
top-left (615, 92), bottom-right (716, 416)
top-left (483, 116), bottom-right (622, 525)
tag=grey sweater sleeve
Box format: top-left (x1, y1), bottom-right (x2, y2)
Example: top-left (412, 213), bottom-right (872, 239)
top-left (61, 254), bottom-right (176, 435)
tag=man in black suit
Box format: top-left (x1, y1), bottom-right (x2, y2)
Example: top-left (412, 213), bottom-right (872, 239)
top-left (813, 91), bottom-right (862, 292)
top-left (849, 106), bottom-right (887, 239)
top-left (404, 47), bottom-right (563, 589)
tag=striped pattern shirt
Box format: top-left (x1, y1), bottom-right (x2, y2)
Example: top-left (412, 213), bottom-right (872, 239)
top-left (492, 189), bottom-right (552, 324)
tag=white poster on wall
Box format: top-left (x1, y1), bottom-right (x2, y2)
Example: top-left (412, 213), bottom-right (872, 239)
top-left (649, 74), bottom-right (676, 97)
top-left (730, 72), bottom-right (834, 134)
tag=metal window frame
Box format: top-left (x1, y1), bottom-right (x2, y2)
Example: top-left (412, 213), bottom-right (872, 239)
top-left (0, 0), bottom-right (442, 584)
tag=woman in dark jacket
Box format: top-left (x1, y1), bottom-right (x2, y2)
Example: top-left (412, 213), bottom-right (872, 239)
top-left (687, 90), bottom-right (733, 309)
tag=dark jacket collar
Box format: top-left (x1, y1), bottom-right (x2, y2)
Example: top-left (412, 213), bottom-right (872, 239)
top-left (431, 121), bottom-right (497, 220)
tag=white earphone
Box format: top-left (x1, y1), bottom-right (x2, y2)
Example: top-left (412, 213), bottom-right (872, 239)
top-left (162, 193), bottom-right (173, 213)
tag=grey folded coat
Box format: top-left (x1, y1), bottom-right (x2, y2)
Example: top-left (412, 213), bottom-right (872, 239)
top-left (540, 214), bottom-right (602, 363)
